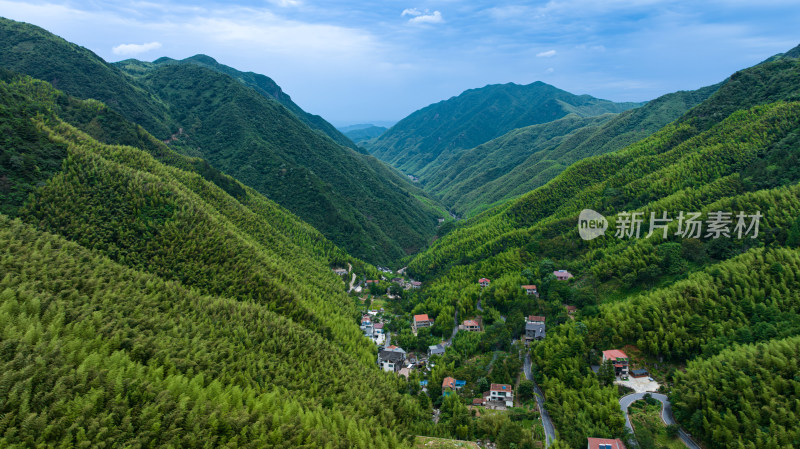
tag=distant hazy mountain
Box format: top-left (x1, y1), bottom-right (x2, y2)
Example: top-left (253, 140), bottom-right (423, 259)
top-left (364, 81), bottom-right (643, 176)
top-left (342, 124), bottom-right (388, 144)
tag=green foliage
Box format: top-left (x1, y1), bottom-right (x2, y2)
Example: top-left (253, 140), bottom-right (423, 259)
top-left (671, 336), bottom-right (800, 449)
top-left (0, 215), bottom-right (417, 448)
top-left (0, 17), bottom-right (442, 264)
top-left (365, 81), bottom-right (641, 177)
top-left (0, 17), bottom-right (175, 138)
top-left (426, 85), bottom-right (717, 216)
top-left (117, 54), bottom-right (358, 150)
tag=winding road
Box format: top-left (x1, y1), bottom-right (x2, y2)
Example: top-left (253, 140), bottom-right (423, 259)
top-left (619, 393), bottom-right (701, 449)
top-left (524, 353), bottom-right (556, 447)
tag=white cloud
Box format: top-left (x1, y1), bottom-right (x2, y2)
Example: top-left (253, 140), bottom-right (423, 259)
top-left (112, 41), bottom-right (162, 55)
top-left (537, 49), bottom-right (557, 57)
top-left (545, 67), bottom-right (555, 73)
top-left (408, 10), bottom-right (443, 24)
top-left (402, 8), bottom-right (422, 17)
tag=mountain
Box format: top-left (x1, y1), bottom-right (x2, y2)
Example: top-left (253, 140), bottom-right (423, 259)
top-left (341, 124), bottom-right (388, 144)
top-left (0, 17), bottom-right (442, 263)
top-left (0, 17), bottom-right (175, 138)
top-left (404, 49), bottom-right (800, 447)
top-left (116, 54), bottom-right (357, 150)
top-left (0, 71), bottom-right (427, 447)
top-left (424, 85), bottom-right (719, 216)
top-left (364, 81), bottom-right (643, 176)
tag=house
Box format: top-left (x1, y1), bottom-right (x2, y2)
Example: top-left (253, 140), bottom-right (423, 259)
top-left (391, 277), bottom-right (403, 284)
top-left (373, 322), bottom-right (384, 334)
top-left (587, 437), bottom-right (627, 449)
top-left (413, 314), bottom-right (433, 331)
top-left (525, 322), bottom-right (546, 342)
top-left (528, 315), bottom-right (545, 323)
top-left (521, 285), bottom-right (538, 296)
top-left (332, 268), bottom-right (348, 275)
top-left (410, 281), bottom-right (422, 289)
top-left (378, 349), bottom-right (406, 373)
top-left (442, 377), bottom-right (456, 390)
top-left (489, 383), bottom-right (513, 407)
top-left (631, 368), bottom-right (649, 378)
top-left (384, 345), bottom-right (406, 354)
top-left (462, 319), bottom-right (481, 332)
top-left (455, 380), bottom-right (466, 389)
top-left (479, 278), bottom-right (491, 287)
top-left (428, 343), bottom-right (446, 357)
top-left (553, 270), bottom-right (574, 280)
top-left (602, 350), bottom-right (630, 377)
top-left (565, 305), bottom-right (578, 315)
top-left (472, 397), bottom-right (485, 406)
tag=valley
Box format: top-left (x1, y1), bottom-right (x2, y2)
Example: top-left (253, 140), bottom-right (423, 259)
top-left (1, 13), bottom-right (799, 449)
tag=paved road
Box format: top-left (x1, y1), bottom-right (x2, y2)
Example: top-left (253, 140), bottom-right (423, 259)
top-left (524, 353), bottom-right (556, 447)
top-left (619, 393), bottom-right (701, 449)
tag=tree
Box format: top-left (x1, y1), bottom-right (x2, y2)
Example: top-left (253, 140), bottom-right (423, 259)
top-left (517, 380), bottom-right (535, 402)
top-left (598, 359), bottom-right (616, 387)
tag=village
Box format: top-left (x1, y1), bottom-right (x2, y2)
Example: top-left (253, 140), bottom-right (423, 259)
top-left (331, 265), bottom-right (674, 449)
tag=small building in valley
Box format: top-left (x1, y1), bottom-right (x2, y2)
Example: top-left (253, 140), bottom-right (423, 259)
top-left (378, 349), bottom-right (406, 373)
top-left (521, 285), bottom-right (538, 296)
top-left (587, 437), bottom-right (627, 449)
top-left (489, 383), bottom-right (513, 407)
top-left (428, 343), bottom-right (446, 357)
top-left (525, 316), bottom-right (546, 342)
top-left (479, 278), bottom-right (491, 287)
top-left (602, 349), bottom-right (629, 378)
top-left (461, 319), bottom-right (481, 332)
top-left (553, 270), bottom-right (574, 280)
top-left (413, 314), bottom-right (433, 332)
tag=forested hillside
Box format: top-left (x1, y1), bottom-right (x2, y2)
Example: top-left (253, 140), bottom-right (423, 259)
top-left (115, 54), bottom-right (357, 150)
top-left (364, 81), bottom-right (641, 176)
top-left (0, 72), bottom-right (427, 447)
top-left (0, 17), bottom-right (442, 264)
top-left (424, 85), bottom-right (718, 216)
top-left (405, 50), bottom-right (800, 447)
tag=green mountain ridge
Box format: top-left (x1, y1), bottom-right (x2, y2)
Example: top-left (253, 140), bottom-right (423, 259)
top-left (0, 72), bottom-right (426, 447)
top-left (364, 81), bottom-right (642, 176)
top-left (423, 84), bottom-right (719, 216)
top-left (0, 16), bottom-right (442, 264)
top-left (403, 50), bottom-right (800, 447)
top-left (115, 54), bottom-right (358, 150)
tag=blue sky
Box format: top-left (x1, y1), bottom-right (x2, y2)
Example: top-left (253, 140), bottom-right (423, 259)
top-left (2, 0), bottom-right (799, 125)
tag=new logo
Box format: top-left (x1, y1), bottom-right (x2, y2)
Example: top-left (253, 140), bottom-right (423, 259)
top-left (578, 209), bottom-right (608, 240)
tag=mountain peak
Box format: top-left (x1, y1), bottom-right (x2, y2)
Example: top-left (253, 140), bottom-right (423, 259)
top-left (184, 54), bottom-right (219, 65)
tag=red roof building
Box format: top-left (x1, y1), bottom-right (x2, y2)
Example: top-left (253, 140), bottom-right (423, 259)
top-left (587, 437), bottom-right (627, 449)
top-left (527, 315), bottom-right (545, 323)
top-left (462, 319), bottom-right (481, 332)
top-left (479, 278), bottom-right (491, 287)
top-left (442, 377), bottom-right (456, 390)
top-left (413, 314), bottom-right (432, 330)
top-left (521, 285), bottom-right (538, 295)
top-left (602, 350), bottom-right (630, 377)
